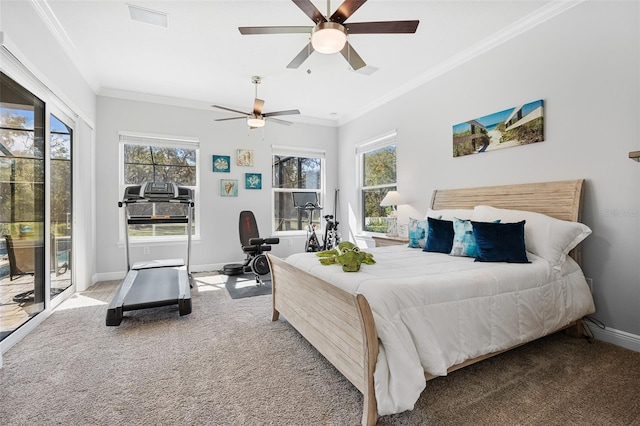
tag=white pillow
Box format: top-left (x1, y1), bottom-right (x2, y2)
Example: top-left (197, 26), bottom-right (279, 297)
top-left (472, 205), bottom-right (591, 266)
top-left (426, 208), bottom-right (474, 221)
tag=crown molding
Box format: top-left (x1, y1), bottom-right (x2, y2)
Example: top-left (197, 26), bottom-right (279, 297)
top-left (31, 0), bottom-right (583, 129)
top-left (338, 0), bottom-right (585, 126)
top-left (29, 0), bottom-right (100, 92)
top-left (99, 87), bottom-right (339, 128)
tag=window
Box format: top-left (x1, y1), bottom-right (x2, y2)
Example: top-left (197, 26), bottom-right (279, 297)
top-left (119, 132), bottom-right (199, 240)
top-left (358, 131), bottom-right (397, 233)
top-left (272, 146), bottom-right (325, 233)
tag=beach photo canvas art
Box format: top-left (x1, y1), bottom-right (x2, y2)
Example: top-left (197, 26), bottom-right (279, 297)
top-left (220, 179), bottom-right (238, 197)
top-left (452, 99), bottom-right (544, 157)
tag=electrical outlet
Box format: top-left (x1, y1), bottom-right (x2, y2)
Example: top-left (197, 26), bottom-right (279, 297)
top-left (585, 277), bottom-right (593, 293)
top-left (143, 246), bottom-right (150, 255)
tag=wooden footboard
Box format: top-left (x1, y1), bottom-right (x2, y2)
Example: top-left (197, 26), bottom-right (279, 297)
top-left (267, 254), bottom-right (379, 426)
top-left (268, 179), bottom-right (588, 425)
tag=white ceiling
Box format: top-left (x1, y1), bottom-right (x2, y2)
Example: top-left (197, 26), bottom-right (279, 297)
top-left (36, 0), bottom-right (575, 126)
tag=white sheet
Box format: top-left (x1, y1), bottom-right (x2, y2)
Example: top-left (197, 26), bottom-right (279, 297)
top-left (285, 245), bottom-right (596, 416)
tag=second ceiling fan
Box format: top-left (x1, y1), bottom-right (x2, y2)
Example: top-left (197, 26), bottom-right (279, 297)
top-left (239, 0), bottom-right (420, 71)
top-left (212, 76), bottom-right (300, 128)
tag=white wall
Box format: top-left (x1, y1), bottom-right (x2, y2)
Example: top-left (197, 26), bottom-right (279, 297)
top-left (338, 1), bottom-right (640, 340)
top-left (95, 96), bottom-right (338, 278)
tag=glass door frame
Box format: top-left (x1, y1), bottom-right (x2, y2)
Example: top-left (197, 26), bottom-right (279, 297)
top-left (0, 47), bottom-right (77, 352)
top-left (48, 105), bottom-right (75, 310)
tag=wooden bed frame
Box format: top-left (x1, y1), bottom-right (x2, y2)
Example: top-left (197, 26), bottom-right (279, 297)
top-left (267, 179), bottom-right (586, 426)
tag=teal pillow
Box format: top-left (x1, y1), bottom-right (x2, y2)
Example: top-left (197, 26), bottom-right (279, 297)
top-left (449, 217), bottom-right (478, 258)
top-left (472, 220), bottom-right (530, 263)
top-left (450, 218), bottom-right (500, 258)
top-left (408, 217), bottom-right (427, 248)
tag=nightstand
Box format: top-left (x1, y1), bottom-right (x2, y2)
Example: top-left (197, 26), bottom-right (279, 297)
top-left (372, 235), bottom-right (409, 247)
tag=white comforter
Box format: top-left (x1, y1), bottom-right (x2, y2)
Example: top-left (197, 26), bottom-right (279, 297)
top-left (285, 246), bottom-right (596, 415)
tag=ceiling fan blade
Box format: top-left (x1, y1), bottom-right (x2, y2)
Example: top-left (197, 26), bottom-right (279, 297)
top-left (340, 41), bottom-right (366, 70)
top-left (345, 20), bottom-right (420, 34)
top-left (267, 117), bottom-right (294, 126)
top-left (212, 105), bottom-right (250, 115)
top-left (239, 26), bottom-right (312, 35)
top-left (263, 109), bottom-right (300, 117)
top-left (253, 98), bottom-right (265, 115)
top-left (287, 42), bottom-right (314, 69)
top-left (292, 0), bottom-right (327, 24)
top-left (330, 0), bottom-right (367, 24)
top-left (215, 117), bottom-right (247, 122)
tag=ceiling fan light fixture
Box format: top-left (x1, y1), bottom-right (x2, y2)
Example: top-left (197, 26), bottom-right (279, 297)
top-left (247, 115), bottom-right (265, 128)
top-left (311, 22), bottom-right (347, 54)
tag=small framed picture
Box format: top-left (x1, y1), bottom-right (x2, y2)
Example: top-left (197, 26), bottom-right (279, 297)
top-left (245, 173), bottom-right (262, 189)
top-left (237, 149), bottom-right (254, 166)
top-left (220, 179), bottom-right (238, 197)
top-left (213, 155), bottom-right (230, 172)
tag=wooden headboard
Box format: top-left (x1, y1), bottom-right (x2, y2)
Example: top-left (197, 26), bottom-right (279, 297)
top-left (430, 179), bottom-right (586, 263)
top-left (431, 179), bottom-right (585, 222)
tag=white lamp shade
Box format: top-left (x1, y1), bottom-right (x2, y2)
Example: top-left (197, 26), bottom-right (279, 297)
top-left (311, 22), bottom-right (347, 54)
top-left (380, 191), bottom-right (406, 207)
top-left (246, 115), bottom-right (265, 128)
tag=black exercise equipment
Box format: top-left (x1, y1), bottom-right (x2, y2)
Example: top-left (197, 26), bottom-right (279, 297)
top-left (237, 210), bottom-right (279, 284)
top-left (106, 182), bottom-right (194, 326)
top-left (292, 192), bottom-right (322, 252)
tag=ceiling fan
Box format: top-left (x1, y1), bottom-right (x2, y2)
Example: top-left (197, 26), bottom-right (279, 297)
top-left (212, 76), bottom-right (300, 128)
top-left (238, 0), bottom-right (419, 71)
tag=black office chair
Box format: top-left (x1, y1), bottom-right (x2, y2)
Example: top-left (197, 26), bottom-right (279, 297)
top-left (239, 210), bottom-right (279, 284)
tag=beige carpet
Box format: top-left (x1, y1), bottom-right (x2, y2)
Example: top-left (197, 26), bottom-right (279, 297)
top-left (1, 273), bottom-right (639, 426)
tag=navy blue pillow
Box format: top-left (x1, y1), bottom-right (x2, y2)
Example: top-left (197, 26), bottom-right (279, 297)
top-left (424, 217), bottom-right (454, 253)
top-left (471, 220), bottom-right (529, 263)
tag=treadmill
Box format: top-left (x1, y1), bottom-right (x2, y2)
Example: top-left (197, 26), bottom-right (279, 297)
top-left (106, 182), bottom-right (194, 326)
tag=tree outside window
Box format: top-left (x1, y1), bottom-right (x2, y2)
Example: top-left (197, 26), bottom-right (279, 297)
top-left (361, 143), bottom-right (396, 233)
top-left (121, 137), bottom-right (198, 238)
top-left (272, 153), bottom-right (323, 233)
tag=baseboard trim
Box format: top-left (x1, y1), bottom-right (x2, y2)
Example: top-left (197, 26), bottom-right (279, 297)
top-left (92, 263), bottom-right (232, 284)
top-left (586, 322), bottom-right (640, 352)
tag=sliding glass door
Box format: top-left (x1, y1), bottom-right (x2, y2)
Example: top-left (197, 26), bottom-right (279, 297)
top-left (0, 72), bottom-right (46, 340)
top-left (50, 114), bottom-right (72, 301)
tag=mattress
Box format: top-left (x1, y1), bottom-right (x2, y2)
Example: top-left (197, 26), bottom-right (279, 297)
top-left (285, 245), bottom-right (596, 415)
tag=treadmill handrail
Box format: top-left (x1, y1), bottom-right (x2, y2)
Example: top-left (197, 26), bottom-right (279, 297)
top-left (119, 198), bottom-right (193, 205)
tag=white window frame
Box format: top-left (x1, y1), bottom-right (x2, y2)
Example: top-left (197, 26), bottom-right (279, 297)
top-left (118, 131), bottom-right (200, 244)
top-left (271, 145), bottom-right (326, 236)
top-left (356, 130), bottom-right (397, 235)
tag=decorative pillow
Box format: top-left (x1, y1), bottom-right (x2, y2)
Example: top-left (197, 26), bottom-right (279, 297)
top-left (449, 217), bottom-right (478, 258)
top-left (408, 217), bottom-right (428, 248)
top-left (472, 220), bottom-right (529, 263)
top-left (473, 205), bottom-right (592, 266)
top-left (427, 208), bottom-right (473, 221)
top-left (450, 218), bottom-right (501, 258)
top-left (424, 217), bottom-right (454, 254)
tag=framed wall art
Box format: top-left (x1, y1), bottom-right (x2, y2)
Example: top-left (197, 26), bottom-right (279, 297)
top-left (237, 149), bottom-right (254, 166)
top-left (245, 173), bottom-right (262, 190)
top-left (212, 155), bottom-right (230, 172)
top-left (220, 179), bottom-right (238, 197)
top-left (452, 99), bottom-right (544, 157)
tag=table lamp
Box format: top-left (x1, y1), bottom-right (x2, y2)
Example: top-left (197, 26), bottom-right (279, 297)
top-left (379, 191), bottom-right (406, 236)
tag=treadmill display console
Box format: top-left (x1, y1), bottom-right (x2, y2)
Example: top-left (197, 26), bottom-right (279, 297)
top-left (143, 182), bottom-right (178, 199)
top-left (123, 182), bottom-right (192, 201)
